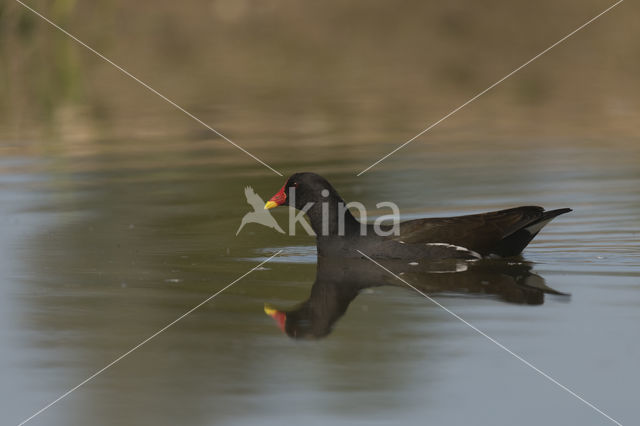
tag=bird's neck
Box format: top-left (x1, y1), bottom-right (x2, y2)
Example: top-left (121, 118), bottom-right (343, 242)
top-left (305, 196), bottom-right (363, 239)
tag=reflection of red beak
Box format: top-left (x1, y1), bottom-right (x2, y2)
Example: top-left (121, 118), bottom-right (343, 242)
top-left (264, 183), bottom-right (286, 210)
top-left (264, 305), bottom-right (286, 332)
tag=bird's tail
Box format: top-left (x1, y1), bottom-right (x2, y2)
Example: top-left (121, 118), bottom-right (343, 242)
top-left (493, 208), bottom-right (572, 257)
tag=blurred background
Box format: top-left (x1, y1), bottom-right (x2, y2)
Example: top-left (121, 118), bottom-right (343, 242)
top-left (1, 1), bottom-right (639, 425)
top-left (2, 0), bottom-right (638, 150)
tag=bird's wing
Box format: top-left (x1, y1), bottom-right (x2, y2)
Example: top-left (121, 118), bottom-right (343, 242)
top-left (245, 186), bottom-right (266, 211)
top-left (393, 206), bottom-right (545, 254)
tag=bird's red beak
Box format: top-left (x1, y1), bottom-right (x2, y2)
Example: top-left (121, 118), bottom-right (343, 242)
top-left (264, 183), bottom-right (286, 210)
top-left (264, 305), bottom-right (287, 332)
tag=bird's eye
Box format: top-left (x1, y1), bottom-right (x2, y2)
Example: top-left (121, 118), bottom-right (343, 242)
top-left (292, 182), bottom-right (299, 188)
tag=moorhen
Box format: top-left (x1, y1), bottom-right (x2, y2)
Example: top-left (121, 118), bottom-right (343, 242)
top-left (264, 172), bottom-right (571, 260)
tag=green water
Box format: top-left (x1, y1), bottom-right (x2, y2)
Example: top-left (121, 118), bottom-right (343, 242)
top-left (2, 135), bottom-right (639, 425)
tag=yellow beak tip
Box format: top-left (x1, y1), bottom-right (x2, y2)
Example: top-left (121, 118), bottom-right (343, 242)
top-left (264, 304), bottom-right (277, 316)
top-left (264, 201), bottom-right (278, 210)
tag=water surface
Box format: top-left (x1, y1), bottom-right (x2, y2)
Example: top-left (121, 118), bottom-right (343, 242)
top-left (1, 136), bottom-right (638, 426)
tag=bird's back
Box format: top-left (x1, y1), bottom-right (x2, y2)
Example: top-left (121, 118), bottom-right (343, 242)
top-left (392, 206), bottom-right (571, 257)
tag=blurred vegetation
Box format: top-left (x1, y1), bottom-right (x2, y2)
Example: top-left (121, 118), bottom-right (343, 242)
top-left (0, 0), bottom-right (638, 156)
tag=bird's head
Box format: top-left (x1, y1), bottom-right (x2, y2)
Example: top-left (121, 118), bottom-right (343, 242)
top-left (264, 172), bottom-right (338, 211)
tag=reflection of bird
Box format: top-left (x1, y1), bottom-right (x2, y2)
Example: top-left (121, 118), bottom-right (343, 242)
top-left (265, 257), bottom-right (569, 340)
top-left (236, 186), bottom-right (285, 236)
